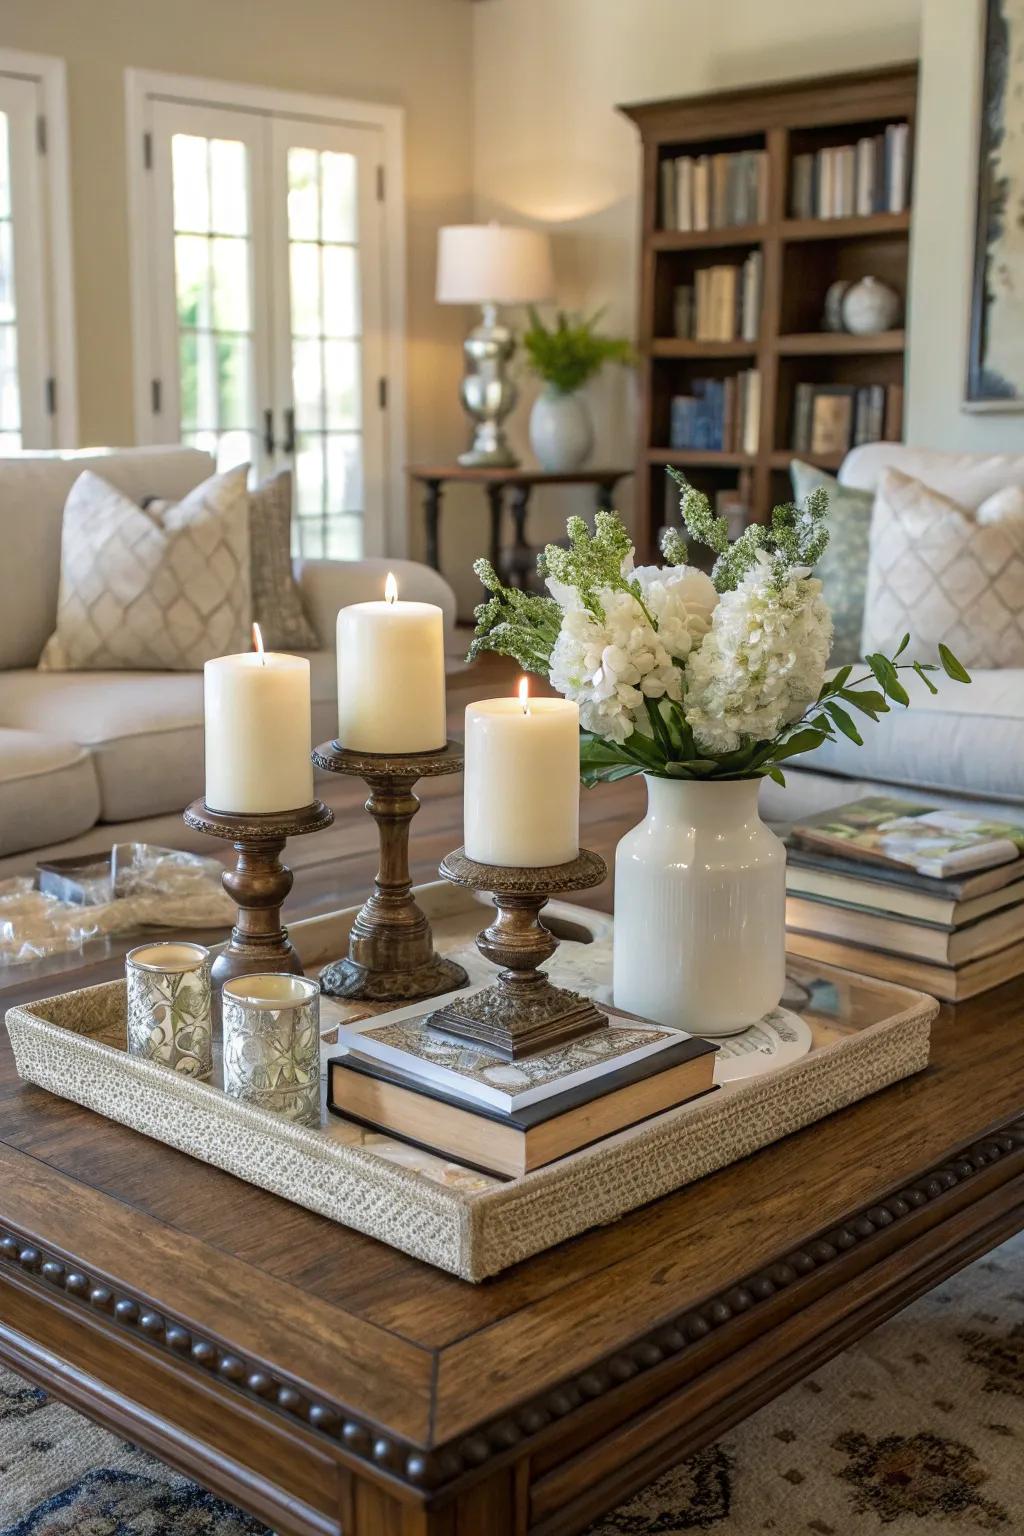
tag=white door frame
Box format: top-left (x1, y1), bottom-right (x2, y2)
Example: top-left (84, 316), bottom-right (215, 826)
top-left (0, 46), bottom-right (77, 448)
top-left (125, 68), bottom-right (407, 555)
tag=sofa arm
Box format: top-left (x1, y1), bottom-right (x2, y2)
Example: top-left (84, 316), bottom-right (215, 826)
top-left (292, 558), bottom-right (459, 651)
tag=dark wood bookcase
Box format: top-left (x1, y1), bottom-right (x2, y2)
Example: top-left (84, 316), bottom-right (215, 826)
top-left (620, 63), bottom-right (917, 556)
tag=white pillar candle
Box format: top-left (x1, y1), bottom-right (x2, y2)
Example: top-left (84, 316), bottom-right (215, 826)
top-left (336, 573), bottom-right (446, 753)
top-left (464, 681), bottom-right (580, 867)
top-left (204, 626), bottom-right (313, 814)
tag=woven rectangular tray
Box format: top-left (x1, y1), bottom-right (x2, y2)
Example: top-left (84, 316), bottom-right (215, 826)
top-left (5, 885), bottom-right (937, 1281)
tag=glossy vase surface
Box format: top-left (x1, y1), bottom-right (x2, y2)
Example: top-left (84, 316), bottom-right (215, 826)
top-left (613, 776), bottom-right (785, 1037)
top-left (528, 387), bottom-right (594, 472)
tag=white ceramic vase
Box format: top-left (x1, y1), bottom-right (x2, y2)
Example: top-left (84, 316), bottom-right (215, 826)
top-left (612, 776), bottom-right (786, 1038)
top-left (529, 387), bottom-right (594, 472)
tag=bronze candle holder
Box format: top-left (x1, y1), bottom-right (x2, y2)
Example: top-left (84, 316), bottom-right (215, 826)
top-left (311, 740), bottom-right (469, 1002)
top-left (182, 799), bottom-right (334, 988)
top-left (428, 846), bottom-right (608, 1060)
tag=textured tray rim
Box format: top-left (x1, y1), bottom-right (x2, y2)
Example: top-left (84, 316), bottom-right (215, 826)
top-left (4, 915), bottom-right (938, 1281)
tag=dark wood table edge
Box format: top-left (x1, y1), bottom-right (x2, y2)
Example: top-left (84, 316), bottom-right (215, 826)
top-left (0, 1111), bottom-right (1021, 1534)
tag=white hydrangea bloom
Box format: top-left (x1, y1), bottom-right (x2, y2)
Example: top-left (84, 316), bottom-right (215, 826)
top-left (548, 586), bottom-right (682, 744)
top-left (684, 553), bottom-right (833, 754)
top-left (633, 564), bottom-right (718, 661)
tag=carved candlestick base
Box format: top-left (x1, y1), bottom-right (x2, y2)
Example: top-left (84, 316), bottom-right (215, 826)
top-left (182, 800), bottom-right (334, 988)
top-left (311, 740), bottom-right (469, 1002)
top-left (429, 847), bottom-right (608, 1060)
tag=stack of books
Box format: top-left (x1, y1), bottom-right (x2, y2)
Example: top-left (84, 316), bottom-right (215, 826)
top-left (790, 124), bottom-right (911, 219)
top-left (673, 254), bottom-right (762, 342)
top-left (792, 382), bottom-right (903, 456)
top-left (660, 149), bottom-right (767, 231)
top-left (670, 371), bottom-right (760, 454)
top-left (328, 1004), bottom-right (718, 1178)
top-left (785, 796), bottom-right (1024, 1001)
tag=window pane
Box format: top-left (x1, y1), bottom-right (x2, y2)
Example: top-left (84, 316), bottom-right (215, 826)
top-left (292, 338), bottom-right (323, 429)
top-left (217, 428), bottom-right (255, 474)
top-left (294, 431), bottom-right (324, 515)
top-left (321, 152), bottom-right (357, 243)
top-left (209, 138), bottom-right (247, 235)
top-left (322, 245), bottom-right (359, 337)
top-left (0, 220), bottom-right (14, 324)
top-left (289, 243), bottom-right (320, 337)
top-left (325, 516), bottom-right (362, 561)
top-left (217, 334), bottom-right (253, 429)
top-left (172, 135), bottom-right (209, 233)
top-left (324, 340), bottom-right (360, 429)
top-left (175, 234), bottom-right (212, 329)
top-left (0, 323), bottom-right (20, 432)
top-left (287, 148), bottom-right (319, 241)
top-left (326, 432), bottom-right (362, 512)
top-left (211, 236), bottom-right (250, 331)
top-left (179, 331), bottom-right (199, 429)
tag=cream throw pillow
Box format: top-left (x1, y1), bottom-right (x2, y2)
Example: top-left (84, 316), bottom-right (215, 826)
top-left (861, 467), bottom-right (1024, 668)
top-left (40, 465), bottom-right (252, 672)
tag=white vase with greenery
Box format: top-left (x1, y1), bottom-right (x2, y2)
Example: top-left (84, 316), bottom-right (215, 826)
top-left (468, 468), bottom-right (972, 1038)
top-left (523, 308), bottom-right (631, 473)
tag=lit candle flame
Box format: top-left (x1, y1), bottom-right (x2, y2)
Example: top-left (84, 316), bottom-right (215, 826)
top-left (518, 676), bottom-right (530, 715)
top-left (252, 622), bottom-right (266, 666)
top-left (385, 571), bottom-right (398, 606)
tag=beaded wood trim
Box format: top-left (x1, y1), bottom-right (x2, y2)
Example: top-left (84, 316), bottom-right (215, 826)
top-left (312, 740), bottom-right (464, 780)
top-left (439, 847), bottom-right (607, 895)
top-left (183, 799), bottom-right (334, 844)
top-left (2, 1115), bottom-right (1021, 1492)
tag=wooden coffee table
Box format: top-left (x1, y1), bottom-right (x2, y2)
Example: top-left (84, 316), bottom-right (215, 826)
top-left (1, 758), bottom-right (1022, 1534)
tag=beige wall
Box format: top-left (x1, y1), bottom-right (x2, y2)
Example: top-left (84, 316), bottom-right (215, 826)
top-left (905, 0), bottom-right (1024, 450)
top-left (1, 0), bottom-right (474, 554)
top-left (464, 0), bottom-right (922, 599)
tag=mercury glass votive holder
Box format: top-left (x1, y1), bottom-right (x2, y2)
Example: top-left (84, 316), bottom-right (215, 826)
top-left (125, 941), bottom-right (213, 1080)
top-left (221, 973), bottom-right (321, 1127)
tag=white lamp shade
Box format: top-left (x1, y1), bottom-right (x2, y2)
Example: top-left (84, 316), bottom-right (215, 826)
top-left (436, 224), bottom-right (555, 306)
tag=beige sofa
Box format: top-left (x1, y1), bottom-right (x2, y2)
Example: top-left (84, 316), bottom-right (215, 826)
top-left (0, 446), bottom-right (457, 875)
top-left (761, 442), bottom-right (1024, 828)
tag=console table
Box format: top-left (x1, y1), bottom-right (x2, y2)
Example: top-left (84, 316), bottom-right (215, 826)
top-left (407, 464), bottom-right (632, 587)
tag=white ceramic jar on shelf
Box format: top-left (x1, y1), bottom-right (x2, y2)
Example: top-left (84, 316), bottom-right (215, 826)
top-left (612, 776), bottom-right (786, 1038)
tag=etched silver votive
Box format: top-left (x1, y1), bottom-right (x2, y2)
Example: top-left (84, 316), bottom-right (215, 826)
top-left (125, 941), bottom-right (213, 1079)
top-left (221, 973), bottom-right (321, 1127)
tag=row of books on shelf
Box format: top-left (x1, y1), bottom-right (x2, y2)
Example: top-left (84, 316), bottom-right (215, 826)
top-left (673, 253), bottom-right (762, 342)
top-left (792, 381), bottom-right (903, 457)
top-left (785, 796), bottom-right (1024, 1002)
top-left (660, 148), bottom-right (767, 231)
top-left (670, 371), bottom-right (760, 454)
top-left (790, 123), bottom-right (911, 220)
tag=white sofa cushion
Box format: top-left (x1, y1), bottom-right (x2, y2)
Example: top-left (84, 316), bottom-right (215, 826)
top-left (0, 445), bottom-right (215, 670)
top-left (841, 442), bottom-right (1024, 505)
top-left (0, 727), bottom-right (100, 856)
top-left (795, 668), bottom-right (1024, 807)
top-left (39, 466), bottom-right (252, 672)
top-left (861, 469), bottom-right (1024, 668)
top-left (0, 663), bottom-right (338, 823)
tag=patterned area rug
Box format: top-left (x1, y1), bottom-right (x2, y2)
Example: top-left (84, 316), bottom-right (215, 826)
top-left (1, 1234), bottom-right (1021, 1535)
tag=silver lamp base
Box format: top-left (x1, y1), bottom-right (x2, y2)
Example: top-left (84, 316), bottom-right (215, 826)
top-left (458, 302), bottom-right (520, 468)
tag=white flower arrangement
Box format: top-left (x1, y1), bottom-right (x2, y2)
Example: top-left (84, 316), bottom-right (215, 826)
top-left (469, 470), bottom-right (971, 787)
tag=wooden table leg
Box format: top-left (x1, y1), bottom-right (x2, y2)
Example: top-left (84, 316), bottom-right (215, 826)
top-left (508, 484), bottom-right (533, 590)
top-left (486, 483), bottom-right (504, 570)
top-left (422, 479), bottom-right (443, 572)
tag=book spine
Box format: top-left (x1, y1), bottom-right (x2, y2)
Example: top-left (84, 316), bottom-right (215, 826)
top-left (660, 157), bottom-right (676, 230)
top-left (884, 382), bottom-right (904, 441)
top-left (743, 369), bottom-right (760, 456)
top-left (676, 156), bottom-right (692, 232)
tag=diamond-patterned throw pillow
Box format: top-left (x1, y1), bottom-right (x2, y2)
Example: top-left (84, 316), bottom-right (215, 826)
top-left (249, 471), bottom-right (319, 650)
top-left (39, 466), bottom-right (252, 672)
top-left (791, 460), bottom-right (873, 665)
top-left (861, 467), bottom-right (1024, 668)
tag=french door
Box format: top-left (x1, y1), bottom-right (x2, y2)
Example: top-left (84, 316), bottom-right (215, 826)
top-left (138, 92), bottom-right (388, 558)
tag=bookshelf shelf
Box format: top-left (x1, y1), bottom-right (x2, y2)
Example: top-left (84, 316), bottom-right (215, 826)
top-left (621, 63), bottom-right (916, 554)
top-left (780, 211), bottom-right (911, 243)
top-left (648, 448), bottom-right (756, 468)
top-left (775, 330), bottom-right (905, 356)
top-left (652, 338), bottom-right (759, 358)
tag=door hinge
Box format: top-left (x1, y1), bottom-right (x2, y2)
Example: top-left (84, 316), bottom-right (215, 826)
top-left (36, 115), bottom-right (47, 155)
top-left (143, 131), bottom-right (153, 170)
top-left (378, 377), bottom-right (388, 409)
top-left (151, 378), bottom-right (162, 415)
top-left (376, 164), bottom-right (385, 201)
top-left (45, 377), bottom-right (56, 416)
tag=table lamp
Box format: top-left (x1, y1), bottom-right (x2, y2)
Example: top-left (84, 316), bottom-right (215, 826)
top-left (437, 223), bottom-right (555, 468)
